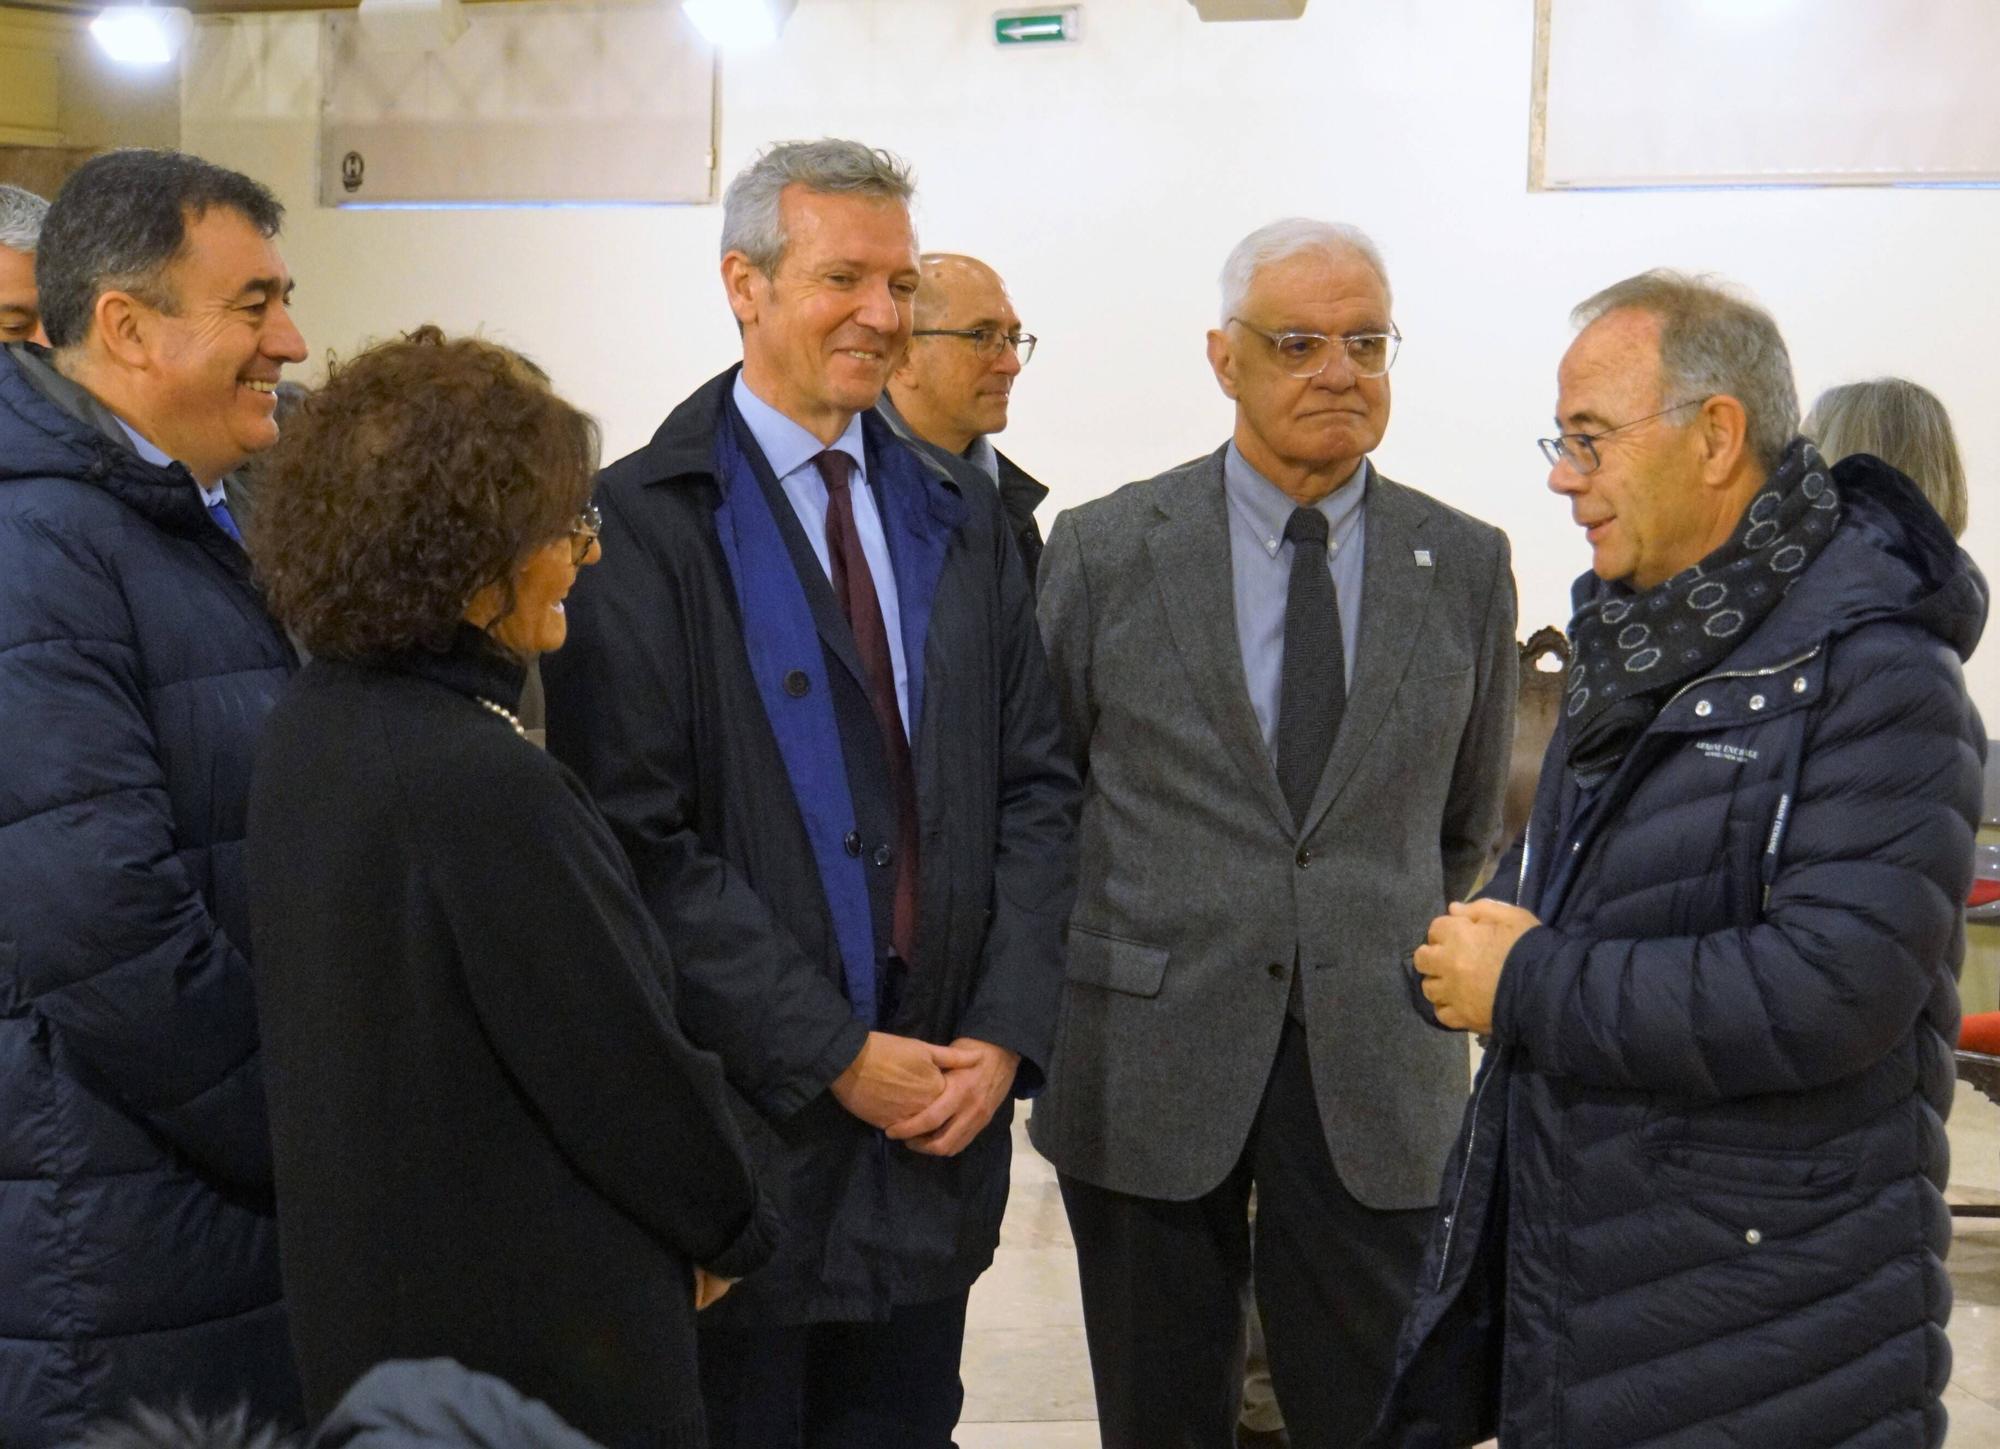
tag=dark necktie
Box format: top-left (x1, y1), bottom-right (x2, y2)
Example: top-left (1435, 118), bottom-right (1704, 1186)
top-left (816, 450), bottom-right (920, 964)
top-left (1275, 506), bottom-right (1345, 830)
top-left (208, 496), bottom-right (243, 544)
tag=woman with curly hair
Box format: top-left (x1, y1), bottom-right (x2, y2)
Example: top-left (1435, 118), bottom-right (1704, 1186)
top-left (244, 327), bottom-right (773, 1449)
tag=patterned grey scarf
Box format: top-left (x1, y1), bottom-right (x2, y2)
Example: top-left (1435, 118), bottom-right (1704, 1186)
top-left (1564, 438), bottom-right (1841, 776)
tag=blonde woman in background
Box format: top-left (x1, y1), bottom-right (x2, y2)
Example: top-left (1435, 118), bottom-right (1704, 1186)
top-left (1805, 376), bottom-right (1969, 537)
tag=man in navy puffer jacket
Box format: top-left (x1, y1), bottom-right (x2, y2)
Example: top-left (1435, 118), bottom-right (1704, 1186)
top-left (0, 150), bottom-right (307, 1445)
top-left (1384, 271), bottom-right (1985, 1447)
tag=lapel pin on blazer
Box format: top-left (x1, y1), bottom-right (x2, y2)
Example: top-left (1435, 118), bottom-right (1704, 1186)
top-left (1414, 548), bottom-right (1434, 567)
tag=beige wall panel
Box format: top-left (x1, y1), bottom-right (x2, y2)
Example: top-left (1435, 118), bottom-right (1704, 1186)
top-left (0, 46), bottom-right (60, 139)
top-left (0, 5), bottom-right (176, 149)
top-left (317, 1), bottom-right (714, 206)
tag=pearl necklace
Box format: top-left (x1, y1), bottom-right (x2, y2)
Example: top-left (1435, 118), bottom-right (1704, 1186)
top-left (475, 696), bottom-right (527, 739)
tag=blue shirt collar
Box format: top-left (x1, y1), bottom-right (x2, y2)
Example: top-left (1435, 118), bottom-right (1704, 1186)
top-left (113, 415), bottom-right (173, 470)
top-left (111, 415), bottom-right (227, 508)
top-left (1223, 443), bottom-right (1369, 559)
top-left (732, 371), bottom-right (866, 484)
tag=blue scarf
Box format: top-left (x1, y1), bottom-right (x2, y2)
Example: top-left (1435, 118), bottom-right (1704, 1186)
top-left (710, 399), bottom-right (961, 1020)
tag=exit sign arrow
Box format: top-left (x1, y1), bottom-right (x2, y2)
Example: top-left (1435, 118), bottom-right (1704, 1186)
top-left (993, 6), bottom-right (1080, 44)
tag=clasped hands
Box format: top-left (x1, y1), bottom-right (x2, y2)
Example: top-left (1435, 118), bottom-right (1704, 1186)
top-left (1412, 898), bottom-right (1540, 1035)
top-left (830, 1030), bottom-right (1019, 1158)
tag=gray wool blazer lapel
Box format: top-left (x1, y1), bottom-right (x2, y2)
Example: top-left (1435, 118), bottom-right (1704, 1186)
top-left (1300, 472), bottom-right (1436, 838)
top-left (1142, 448), bottom-right (1295, 836)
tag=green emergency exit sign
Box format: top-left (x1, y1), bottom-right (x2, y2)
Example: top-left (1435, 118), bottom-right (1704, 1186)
top-left (994, 7), bottom-right (1080, 44)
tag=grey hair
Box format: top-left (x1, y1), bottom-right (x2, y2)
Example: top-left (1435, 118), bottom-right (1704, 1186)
top-left (61, 1403), bottom-right (296, 1449)
top-left (1805, 377), bottom-right (1967, 538)
top-left (720, 139), bottom-right (915, 275)
top-left (1571, 270), bottom-right (1799, 474)
top-left (0, 183), bottom-right (48, 253)
top-left (1218, 217), bottom-right (1392, 326)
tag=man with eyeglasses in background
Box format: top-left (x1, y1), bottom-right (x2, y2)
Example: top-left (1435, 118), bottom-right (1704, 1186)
top-left (881, 253), bottom-right (1049, 588)
top-left (1031, 217), bottom-right (1517, 1449)
top-left (1377, 271), bottom-right (1981, 1448)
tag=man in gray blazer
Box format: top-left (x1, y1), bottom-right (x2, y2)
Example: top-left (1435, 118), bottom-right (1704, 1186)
top-left (1032, 218), bottom-right (1517, 1449)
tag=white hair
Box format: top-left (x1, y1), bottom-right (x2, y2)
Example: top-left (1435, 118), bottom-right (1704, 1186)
top-left (0, 183), bottom-right (48, 254)
top-left (1218, 217), bottom-right (1391, 326)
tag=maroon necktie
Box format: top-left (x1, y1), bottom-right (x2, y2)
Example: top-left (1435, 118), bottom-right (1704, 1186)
top-left (815, 450), bottom-right (920, 964)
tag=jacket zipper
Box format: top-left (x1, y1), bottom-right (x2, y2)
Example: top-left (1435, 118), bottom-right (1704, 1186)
top-left (1434, 830), bottom-right (1531, 1291)
top-left (1437, 1059), bottom-right (1496, 1289)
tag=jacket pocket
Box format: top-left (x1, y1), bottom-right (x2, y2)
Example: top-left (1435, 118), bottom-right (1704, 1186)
top-left (1063, 926), bottom-right (1169, 999)
top-left (1647, 1140), bottom-right (1861, 1241)
top-left (1650, 1141), bottom-right (1857, 1199)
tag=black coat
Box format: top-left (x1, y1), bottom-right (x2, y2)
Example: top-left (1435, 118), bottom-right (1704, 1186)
top-left (542, 369), bottom-right (1079, 1324)
top-left (248, 631), bottom-right (774, 1447)
top-left (0, 343), bottom-right (300, 1446)
top-left (1374, 458), bottom-right (1986, 1448)
top-left (994, 449), bottom-right (1048, 588)
top-left (876, 396), bottom-right (1049, 591)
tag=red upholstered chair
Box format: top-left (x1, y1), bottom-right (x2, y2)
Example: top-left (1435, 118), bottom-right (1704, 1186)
top-left (1954, 1013), bottom-right (2000, 1218)
top-left (1963, 1013), bottom-right (2000, 1059)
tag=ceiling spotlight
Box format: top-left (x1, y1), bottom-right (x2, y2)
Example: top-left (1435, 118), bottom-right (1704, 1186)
top-left (90, 4), bottom-right (193, 66)
top-left (682, 0), bottom-right (798, 48)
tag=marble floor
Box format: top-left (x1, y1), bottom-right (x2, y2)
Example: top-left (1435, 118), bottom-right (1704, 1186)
top-left (957, 1089), bottom-right (2000, 1447)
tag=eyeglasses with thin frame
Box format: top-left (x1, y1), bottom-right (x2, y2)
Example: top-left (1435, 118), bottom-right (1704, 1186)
top-left (1536, 397), bottom-right (1711, 475)
top-left (568, 503), bottom-right (602, 565)
top-left (1228, 318), bottom-right (1401, 379)
top-left (910, 326), bottom-right (1037, 366)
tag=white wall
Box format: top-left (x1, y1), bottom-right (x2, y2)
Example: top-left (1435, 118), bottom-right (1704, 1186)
top-left (183, 0), bottom-right (2000, 714)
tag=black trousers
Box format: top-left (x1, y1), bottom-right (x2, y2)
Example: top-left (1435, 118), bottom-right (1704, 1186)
top-left (698, 1291), bottom-right (969, 1449)
top-left (1059, 1018), bottom-right (1433, 1449)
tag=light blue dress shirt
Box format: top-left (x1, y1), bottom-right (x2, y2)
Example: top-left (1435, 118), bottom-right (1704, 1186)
top-left (112, 416), bottom-right (228, 509)
top-left (732, 373), bottom-right (911, 740)
top-left (1223, 443), bottom-right (1369, 759)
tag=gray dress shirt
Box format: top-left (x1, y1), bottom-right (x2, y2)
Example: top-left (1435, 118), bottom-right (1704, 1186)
top-left (1223, 443), bottom-right (1368, 759)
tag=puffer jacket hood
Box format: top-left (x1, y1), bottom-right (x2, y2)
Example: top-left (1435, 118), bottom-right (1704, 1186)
top-left (0, 343), bottom-right (240, 539)
top-left (310, 1361), bottom-right (605, 1449)
top-left (1374, 449), bottom-right (1984, 1449)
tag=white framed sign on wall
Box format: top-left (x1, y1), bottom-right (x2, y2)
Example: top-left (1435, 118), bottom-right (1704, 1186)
top-left (319, 0), bottom-right (717, 208)
top-left (1533, 0), bottom-right (2000, 190)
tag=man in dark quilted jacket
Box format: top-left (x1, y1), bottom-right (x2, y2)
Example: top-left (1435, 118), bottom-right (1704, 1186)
top-left (1382, 270), bottom-right (1984, 1448)
top-left (0, 150), bottom-right (306, 1445)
